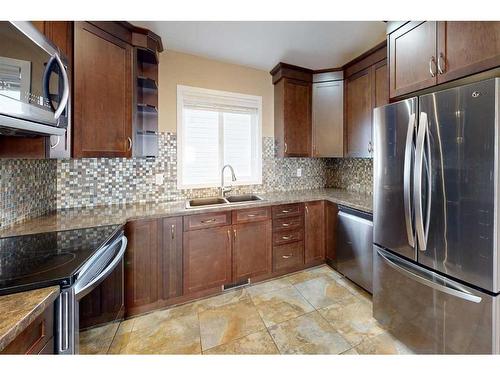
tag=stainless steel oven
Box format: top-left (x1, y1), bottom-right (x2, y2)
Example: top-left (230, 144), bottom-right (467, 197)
top-left (0, 21), bottom-right (70, 139)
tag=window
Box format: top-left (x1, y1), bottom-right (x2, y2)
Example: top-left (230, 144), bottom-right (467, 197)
top-left (177, 85), bottom-right (262, 189)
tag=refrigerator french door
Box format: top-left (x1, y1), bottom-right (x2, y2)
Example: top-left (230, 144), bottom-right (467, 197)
top-left (373, 78), bottom-right (500, 354)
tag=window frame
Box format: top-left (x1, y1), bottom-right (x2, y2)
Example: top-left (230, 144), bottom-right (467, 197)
top-left (176, 85), bottom-right (263, 190)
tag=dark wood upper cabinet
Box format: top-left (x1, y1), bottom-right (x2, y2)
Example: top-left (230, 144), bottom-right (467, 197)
top-left (389, 21), bottom-right (438, 98)
top-left (183, 225), bottom-right (233, 294)
top-left (304, 201), bottom-right (325, 264)
top-left (232, 221), bottom-right (272, 282)
top-left (345, 67), bottom-right (373, 158)
top-left (271, 63), bottom-right (312, 157)
top-left (436, 21), bottom-right (500, 84)
top-left (73, 21), bottom-right (133, 158)
top-left (374, 60), bottom-right (389, 108)
top-left (124, 218), bottom-right (160, 316)
top-left (160, 217), bottom-right (183, 300)
top-left (389, 21), bottom-right (500, 98)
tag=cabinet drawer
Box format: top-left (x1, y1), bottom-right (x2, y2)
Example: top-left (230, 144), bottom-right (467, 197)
top-left (272, 203), bottom-right (304, 219)
top-left (2, 303), bottom-right (54, 354)
top-left (273, 216), bottom-right (303, 232)
top-left (232, 207), bottom-right (271, 224)
top-left (273, 229), bottom-right (304, 246)
top-left (273, 241), bottom-right (304, 272)
top-left (183, 211), bottom-right (231, 231)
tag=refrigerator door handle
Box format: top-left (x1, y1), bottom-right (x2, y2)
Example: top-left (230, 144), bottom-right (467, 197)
top-left (414, 112), bottom-right (428, 251)
top-left (376, 248), bottom-right (482, 304)
top-left (404, 113), bottom-right (416, 247)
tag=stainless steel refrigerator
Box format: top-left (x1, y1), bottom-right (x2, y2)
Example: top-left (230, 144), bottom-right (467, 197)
top-left (373, 77), bottom-right (500, 354)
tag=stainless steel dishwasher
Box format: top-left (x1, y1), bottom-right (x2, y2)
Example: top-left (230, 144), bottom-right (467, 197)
top-left (336, 206), bottom-right (373, 293)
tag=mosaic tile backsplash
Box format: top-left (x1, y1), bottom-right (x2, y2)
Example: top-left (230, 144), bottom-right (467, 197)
top-left (1, 132), bottom-right (373, 227)
top-left (0, 159), bottom-right (57, 228)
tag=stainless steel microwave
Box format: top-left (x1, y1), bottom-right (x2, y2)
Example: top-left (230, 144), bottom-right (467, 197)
top-left (0, 21), bottom-right (70, 138)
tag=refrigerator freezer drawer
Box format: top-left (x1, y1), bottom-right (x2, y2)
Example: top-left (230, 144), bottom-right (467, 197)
top-left (373, 245), bottom-right (500, 354)
top-left (336, 207), bottom-right (373, 293)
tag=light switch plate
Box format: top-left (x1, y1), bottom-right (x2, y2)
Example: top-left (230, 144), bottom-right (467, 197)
top-left (155, 173), bottom-right (164, 185)
top-left (296, 168), bottom-right (302, 177)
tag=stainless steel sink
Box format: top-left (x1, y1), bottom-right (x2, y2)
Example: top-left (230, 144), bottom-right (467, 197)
top-left (185, 194), bottom-right (264, 209)
top-left (186, 197), bottom-right (228, 208)
top-left (225, 194), bottom-right (263, 203)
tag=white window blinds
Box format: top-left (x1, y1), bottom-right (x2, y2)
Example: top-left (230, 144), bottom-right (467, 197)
top-left (177, 85), bottom-right (262, 189)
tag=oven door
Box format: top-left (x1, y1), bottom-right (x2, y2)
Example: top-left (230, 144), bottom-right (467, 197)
top-left (0, 21), bottom-right (69, 136)
top-left (373, 245), bottom-right (499, 354)
top-left (57, 235), bottom-right (127, 354)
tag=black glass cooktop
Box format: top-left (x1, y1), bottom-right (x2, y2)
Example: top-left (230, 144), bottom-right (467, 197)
top-left (0, 225), bottom-right (122, 295)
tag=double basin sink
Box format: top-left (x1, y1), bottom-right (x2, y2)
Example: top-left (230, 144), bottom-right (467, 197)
top-left (186, 194), bottom-right (264, 209)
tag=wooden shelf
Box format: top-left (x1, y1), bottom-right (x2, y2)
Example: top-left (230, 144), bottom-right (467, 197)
top-left (137, 76), bottom-right (158, 90)
top-left (137, 48), bottom-right (158, 64)
top-left (137, 103), bottom-right (158, 113)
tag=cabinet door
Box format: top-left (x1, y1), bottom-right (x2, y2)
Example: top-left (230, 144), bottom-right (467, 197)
top-left (233, 221), bottom-right (272, 281)
top-left (389, 21), bottom-right (437, 98)
top-left (73, 22), bottom-right (132, 158)
top-left (304, 201), bottom-right (325, 263)
top-left (125, 219), bottom-right (160, 314)
top-left (160, 217), bottom-right (183, 300)
top-left (345, 67), bottom-right (372, 158)
top-left (312, 81), bottom-right (343, 157)
top-left (183, 226), bottom-right (232, 294)
top-left (373, 60), bottom-right (389, 108)
top-left (325, 202), bottom-right (338, 262)
top-left (437, 21), bottom-right (500, 84)
top-left (283, 78), bottom-right (312, 157)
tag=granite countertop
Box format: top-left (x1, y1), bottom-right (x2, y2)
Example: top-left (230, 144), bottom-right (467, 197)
top-left (0, 286), bottom-right (60, 352)
top-left (0, 188), bottom-right (372, 238)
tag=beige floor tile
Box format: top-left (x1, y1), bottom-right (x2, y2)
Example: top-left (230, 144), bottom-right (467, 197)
top-left (268, 311), bottom-right (351, 354)
top-left (116, 318), bottom-right (135, 335)
top-left (336, 278), bottom-right (372, 303)
top-left (246, 278), bottom-right (292, 298)
top-left (120, 313), bottom-right (201, 354)
top-left (131, 303), bottom-right (198, 332)
top-left (203, 330), bottom-right (279, 355)
top-left (285, 265), bottom-right (341, 285)
top-left (341, 347), bottom-right (359, 355)
top-left (79, 337), bottom-right (113, 355)
top-left (355, 332), bottom-right (413, 355)
top-left (318, 294), bottom-right (384, 346)
top-left (79, 322), bottom-right (119, 355)
top-left (198, 297), bottom-right (265, 351)
top-left (294, 275), bottom-right (354, 309)
top-left (107, 332), bottom-right (131, 354)
top-left (195, 288), bottom-right (248, 313)
top-left (251, 286), bottom-right (315, 327)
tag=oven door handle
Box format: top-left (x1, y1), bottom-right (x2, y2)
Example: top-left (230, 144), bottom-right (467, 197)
top-left (74, 236), bottom-right (127, 300)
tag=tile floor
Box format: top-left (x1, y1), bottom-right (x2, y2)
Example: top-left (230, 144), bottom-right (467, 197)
top-left (79, 265), bottom-right (413, 355)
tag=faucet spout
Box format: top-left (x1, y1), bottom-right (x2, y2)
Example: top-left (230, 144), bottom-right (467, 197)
top-left (220, 164), bottom-right (237, 197)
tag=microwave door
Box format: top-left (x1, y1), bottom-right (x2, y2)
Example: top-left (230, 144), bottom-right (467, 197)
top-left (0, 21), bottom-right (69, 133)
top-left (417, 79), bottom-right (498, 293)
top-left (373, 97), bottom-right (418, 260)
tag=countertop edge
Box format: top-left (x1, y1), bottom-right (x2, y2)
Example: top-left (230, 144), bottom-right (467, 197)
top-left (0, 286), bottom-right (60, 352)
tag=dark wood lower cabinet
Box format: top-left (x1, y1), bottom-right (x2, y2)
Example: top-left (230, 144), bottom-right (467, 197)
top-left (325, 202), bottom-right (339, 262)
top-left (232, 221), bottom-right (272, 282)
top-left (304, 201), bottom-right (325, 264)
top-left (1, 303), bottom-right (54, 354)
top-left (124, 219), bottom-right (160, 316)
top-left (183, 225), bottom-right (233, 295)
top-left (160, 217), bottom-right (183, 300)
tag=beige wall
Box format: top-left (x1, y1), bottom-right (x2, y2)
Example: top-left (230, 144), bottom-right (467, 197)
top-left (158, 50), bottom-right (274, 137)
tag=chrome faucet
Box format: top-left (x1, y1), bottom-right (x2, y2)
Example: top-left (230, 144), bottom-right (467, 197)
top-left (220, 164), bottom-right (237, 197)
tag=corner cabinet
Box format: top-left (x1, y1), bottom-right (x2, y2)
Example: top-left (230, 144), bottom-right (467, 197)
top-left (271, 63), bottom-right (312, 157)
top-left (389, 21), bottom-right (500, 98)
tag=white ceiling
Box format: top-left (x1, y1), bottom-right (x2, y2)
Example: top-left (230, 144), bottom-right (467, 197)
top-left (133, 21), bottom-right (387, 71)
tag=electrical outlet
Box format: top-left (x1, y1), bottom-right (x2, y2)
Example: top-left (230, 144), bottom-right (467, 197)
top-left (155, 173), bottom-right (164, 185)
top-left (296, 168), bottom-right (302, 177)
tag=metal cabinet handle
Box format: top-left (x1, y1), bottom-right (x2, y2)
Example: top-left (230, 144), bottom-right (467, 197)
top-left (227, 230), bottom-right (231, 243)
top-left (247, 214), bottom-right (256, 218)
top-left (282, 254), bottom-right (293, 259)
top-left (171, 224), bottom-right (175, 240)
top-left (282, 235), bottom-right (292, 240)
top-left (201, 218), bottom-right (216, 224)
top-left (233, 229), bottom-right (237, 239)
top-left (282, 209), bottom-right (290, 213)
top-left (282, 223), bottom-right (290, 227)
top-left (284, 142), bottom-right (288, 153)
top-left (127, 137), bottom-right (132, 151)
top-left (437, 53), bottom-right (445, 74)
top-left (305, 206), bottom-right (309, 214)
top-left (429, 56), bottom-right (437, 77)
